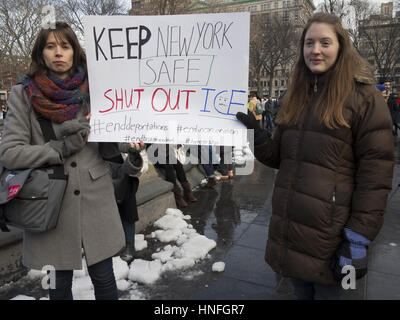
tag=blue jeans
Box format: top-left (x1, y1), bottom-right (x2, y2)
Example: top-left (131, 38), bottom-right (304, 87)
top-left (49, 257), bottom-right (118, 300)
top-left (266, 114), bottom-right (273, 130)
top-left (290, 278), bottom-right (343, 300)
top-left (122, 221), bottom-right (135, 246)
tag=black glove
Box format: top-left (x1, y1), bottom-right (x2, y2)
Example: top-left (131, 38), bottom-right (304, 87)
top-left (330, 228), bottom-right (371, 282)
top-left (236, 112), bottom-right (270, 145)
top-left (121, 144), bottom-right (144, 176)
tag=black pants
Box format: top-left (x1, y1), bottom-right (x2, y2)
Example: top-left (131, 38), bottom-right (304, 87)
top-left (156, 162), bottom-right (187, 185)
top-left (290, 278), bottom-right (343, 300)
top-left (49, 257), bottom-right (118, 300)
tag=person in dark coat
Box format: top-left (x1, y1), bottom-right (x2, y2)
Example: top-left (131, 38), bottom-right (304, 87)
top-left (100, 142), bottom-right (145, 264)
top-left (237, 13), bottom-right (394, 299)
top-left (379, 78), bottom-right (400, 136)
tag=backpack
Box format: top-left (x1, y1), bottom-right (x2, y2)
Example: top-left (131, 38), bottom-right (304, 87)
top-left (255, 101), bottom-right (263, 115)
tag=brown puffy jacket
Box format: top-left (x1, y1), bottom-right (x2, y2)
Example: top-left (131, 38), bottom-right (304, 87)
top-left (254, 78), bottom-right (394, 285)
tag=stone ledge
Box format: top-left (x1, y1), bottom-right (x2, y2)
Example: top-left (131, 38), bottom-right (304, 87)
top-left (0, 240), bottom-right (27, 287)
top-left (136, 191), bottom-right (176, 232)
top-left (0, 227), bottom-right (23, 248)
top-left (136, 177), bottom-right (173, 206)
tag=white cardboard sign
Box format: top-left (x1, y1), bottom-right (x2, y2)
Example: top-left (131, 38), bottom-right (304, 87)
top-left (84, 12), bottom-right (249, 146)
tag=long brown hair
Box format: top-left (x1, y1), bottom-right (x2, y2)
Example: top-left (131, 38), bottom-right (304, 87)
top-left (28, 22), bottom-right (86, 78)
top-left (276, 13), bottom-right (374, 129)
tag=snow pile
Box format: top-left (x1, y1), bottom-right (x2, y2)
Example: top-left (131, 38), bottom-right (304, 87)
top-left (212, 262), bottom-right (225, 272)
top-left (9, 208), bottom-right (217, 300)
top-left (182, 270), bottom-right (204, 280)
top-left (10, 295), bottom-right (36, 300)
top-left (113, 257), bottom-right (130, 280)
top-left (154, 210), bottom-right (188, 230)
top-left (135, 234), bottom-right (147, 251)
top-left (129, 208), bottom-right (216, 285)
top-left (128, 259), bottom-right (163, 285)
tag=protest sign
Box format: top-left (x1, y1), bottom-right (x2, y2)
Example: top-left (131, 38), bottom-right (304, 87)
top-left (84, 12), bottom-right (249, 146)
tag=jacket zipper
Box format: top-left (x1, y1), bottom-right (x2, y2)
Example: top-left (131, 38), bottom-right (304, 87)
top-left (314, 76), bottom-right (318, 93)
top-left (278, 79), bottom-right (318, 274)
top-left (330, 187), bottom-right (336, 226)
top-left (279, 112), bottom-right (307, 274)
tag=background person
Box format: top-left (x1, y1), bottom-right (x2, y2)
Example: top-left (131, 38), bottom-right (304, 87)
top-left (380, 78), bottom-right (400, 136)
top-left (100, 142), bottom-right (146, 264)
top-left (0, 22), bottom-right (125, 300)
top-left (237, 13), bottom-right (394, 300)
top-left (376, 84), bottom-right (389, 101)
top-left (248, 92), bottom-right (262, 127)
top-left (152, 144), bottom-right (198, 208)
top-left (261, 95), bottom-right (267, 128)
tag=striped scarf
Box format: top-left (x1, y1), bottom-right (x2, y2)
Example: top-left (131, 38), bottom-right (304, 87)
top-left (20, 66), bottom-right (89, 123)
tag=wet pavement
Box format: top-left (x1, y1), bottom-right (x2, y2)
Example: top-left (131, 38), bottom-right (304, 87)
top-left (1, 137), bottom-right (400, 300)
top-left (130, 160), bottom-right (288, 300)
top-left (365, 137), bottom-right (400, 299)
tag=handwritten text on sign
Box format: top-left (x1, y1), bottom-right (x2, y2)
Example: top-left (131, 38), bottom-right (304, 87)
top-left (84, 13), bottom-right (249, 146)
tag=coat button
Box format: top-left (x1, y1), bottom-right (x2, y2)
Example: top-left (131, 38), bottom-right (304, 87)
top-left (74, 190), bottom-right (80, 196)
top-left (71, 162), bottom-right (77, 167)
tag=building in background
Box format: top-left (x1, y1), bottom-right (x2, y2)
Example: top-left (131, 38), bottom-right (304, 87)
top-left (0, 56), bottom-right (28, 98)
top-left (359, 2), bottom-right (400, 93)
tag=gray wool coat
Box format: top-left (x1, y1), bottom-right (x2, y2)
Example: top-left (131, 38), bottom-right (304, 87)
top-left (0, 85), bottom-right (125, 270)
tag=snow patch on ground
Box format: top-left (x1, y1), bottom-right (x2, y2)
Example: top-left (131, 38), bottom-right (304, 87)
top-left (129, 208), bottom-right (216, 285)
top-left (135, 234), bottom-right (148, 251)
top-left (212, 262), bottom-right (226, 272)
top-left (128, 259), bottom-right (163, 285)
top-left (10, 295), bottom-right (36, 300)
top-left (7, 208), bottom-right (217, 300)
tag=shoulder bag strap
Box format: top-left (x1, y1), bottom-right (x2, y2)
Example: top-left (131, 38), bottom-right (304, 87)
top-left (34, 111), bottom-right (67, 180)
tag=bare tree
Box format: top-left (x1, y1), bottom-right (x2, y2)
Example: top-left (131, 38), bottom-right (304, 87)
top-left (346, 0), bottom-right (376, 52)
top-left (155, 0), bottom-right (192, 15)
top-left (248, 15), bottom-right (298, 97)
top-left (0, 0), bottom-right (48, 60)
top-left (55, 0), bottom-right (129, 37)
top-left (359, 16), bottom-right (400, 81)
top-left (318, 0), bottom-right (349, 19)
top-left (249, 20), bottom-right (267, 97)
top-left (262, 17), bottom-right (297, 98)
top-left (130, 0), bottom-right (192, 15)
top-left (0, 0), bottom-right (50, 88)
